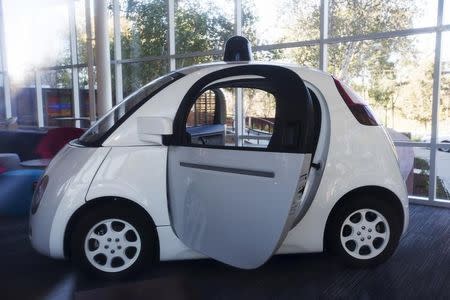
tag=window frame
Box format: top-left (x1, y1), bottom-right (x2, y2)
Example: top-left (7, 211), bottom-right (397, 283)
top-left (167, 65), bottom-right (316, 154)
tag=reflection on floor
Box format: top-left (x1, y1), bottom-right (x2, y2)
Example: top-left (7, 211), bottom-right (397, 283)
top-left (1, 204), bottom-right (449, 300)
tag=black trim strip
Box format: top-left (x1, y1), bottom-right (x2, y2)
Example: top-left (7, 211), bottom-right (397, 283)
top-left (180, 162), bottom-right (275, 178)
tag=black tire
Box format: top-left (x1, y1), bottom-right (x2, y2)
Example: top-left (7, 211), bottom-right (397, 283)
top-left (325, 194), bottom-right (402, 268)
top-left (70, 203), bottom-right (158, 279)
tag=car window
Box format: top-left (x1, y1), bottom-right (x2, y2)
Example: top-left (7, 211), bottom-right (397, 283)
top-left (187, 90), bottom-right (217, 127)
top-left (186, 87), bottom-right (276, 149)
top-left (172, 65), bottom-right (316, 153)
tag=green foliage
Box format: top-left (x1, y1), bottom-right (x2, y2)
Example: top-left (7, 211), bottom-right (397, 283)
top-left (68, 0), bottom-right (447, 135)
top-left (256, 0), bottom-right (418, 81)
top-left (119, 0), bottom-right (169, 95)
top-left (241, 0), bottom-right (258, 46)
top-left (397, 61), bottom-right (434, 130)
top-left (118, 0), bottom-right (253, 96)
top-left (274, 0), bottom-right (442, 130)
top-left (413, 157), bottom-right (450, 199)
top-left (41, 69), bottom-right (72, 89)
top-left (328, 0), bottom-right (416, 37)
top-left (174, 1), bottom-right (233, 54)
top-left (121, 0), bottom-right (169, 58)
top-left (414, 157), bottom-right (429, 172)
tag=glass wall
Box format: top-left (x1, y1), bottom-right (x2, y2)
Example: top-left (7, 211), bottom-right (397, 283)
top-left (121, 0), bottom-right (169, 59)
top-left (255, 46), bottom-right (320, 68)
top-left (436, 31), bottom-right (450, 202)
top-left (0, 73), bottom-right (4, 120)
top-left (1, 0), bottom-right (76, 128)
top-left (40, 69), bottom-right (73, 127)
top-left (0, 0), bottom-right (449, 206)
top-left (175, 0), bottom-right (234, 53)
top-left (122, 60), bottom-right (170, 98)
top-left (327, 34), bottom-right (435, 141)
top-left (444, 0), bottom-right (450, 24)
top-left (10, 72), bottom-right (36, 127)
top-left (328, 0), bottom-right (437, 37)
top-left (242, 0), bottom-right (320, 45)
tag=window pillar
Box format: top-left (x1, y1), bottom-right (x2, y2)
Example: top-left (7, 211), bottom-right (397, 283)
top-left (113, 0), bottom-right (123, 104)
top-left (319, 0), bottom-right (329, 71)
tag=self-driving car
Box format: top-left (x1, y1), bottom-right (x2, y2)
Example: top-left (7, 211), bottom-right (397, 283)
top-left (29, 37), bottom-right (408, 278)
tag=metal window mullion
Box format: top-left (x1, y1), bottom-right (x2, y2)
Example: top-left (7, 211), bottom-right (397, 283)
top-left (409, 197), bottom-right (450, 209)
top-left (113, 0), bottom-right (123, 103)
top-left (428, 0), bottom-right (444, 202)
top-left (393, 141), bottom-right (431, 148)
top-left (319, 0), bottom-right (329, 71)
top-left (235, 0), bottom-right (242, 36)
top-left (324, 26), bottom-right (442, 45)
top-left (40, 63), bottom-right (87, 71)
top-left (235, 88), bottom-right (244, 146)
top-left (35, 70), bottom-right (44, 127)
top-left (85, 0), bottom-right (96, 124)
top-left (69, 0), bottom-right (80, 128)
top-left (105, 23), bottom-right (450, 65)
top-left (2, 68), bottom-right (11, 119)
top-left (24, 26), bottom-right (450, 73)
top-left (0, 0), bottom-right (11, 118)
top-left (234, 0), bottom-right (243, 146)
top-left (168, 0), bottom-right (175, 71)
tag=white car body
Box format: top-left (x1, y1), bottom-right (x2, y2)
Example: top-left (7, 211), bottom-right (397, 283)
top-left (29, 61), bottom-right (409, 268)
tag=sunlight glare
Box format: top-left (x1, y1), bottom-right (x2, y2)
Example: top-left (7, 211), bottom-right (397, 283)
top-left (3, 0), bottom-right (70, 82)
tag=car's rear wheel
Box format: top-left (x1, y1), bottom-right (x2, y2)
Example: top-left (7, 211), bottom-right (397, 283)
top-left (326, 195), bottom-right (402, 267)
top-left (70, 203), bottom-right (157, 279)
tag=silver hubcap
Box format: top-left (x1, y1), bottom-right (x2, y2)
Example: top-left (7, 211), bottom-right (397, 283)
top-left (84, 218), bottom-right (141, 273)
top-left (340, 208), bottom-right (390, 260)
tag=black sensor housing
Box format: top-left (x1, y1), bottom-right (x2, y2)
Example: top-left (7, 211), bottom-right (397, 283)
top-left (223, 36), bottom-right (253, 62)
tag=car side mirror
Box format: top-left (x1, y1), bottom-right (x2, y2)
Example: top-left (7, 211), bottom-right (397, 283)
top-left (137, 116), bottom-right (173, 145)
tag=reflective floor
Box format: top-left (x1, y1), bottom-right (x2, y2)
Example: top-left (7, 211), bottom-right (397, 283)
top-left (1, 204), bottom-right (449, 300)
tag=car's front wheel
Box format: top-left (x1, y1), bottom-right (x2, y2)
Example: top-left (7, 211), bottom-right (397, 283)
top-left (326, 195), bottom-right (402, 267)
top-left (70, 203), bottom-right (158, 279)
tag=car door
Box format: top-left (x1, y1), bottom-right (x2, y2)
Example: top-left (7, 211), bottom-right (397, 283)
top-left (167, 65), bottom-right (316, 269)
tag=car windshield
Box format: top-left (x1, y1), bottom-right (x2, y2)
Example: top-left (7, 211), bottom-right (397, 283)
top-left (78, 72), bottom-right (183, 146)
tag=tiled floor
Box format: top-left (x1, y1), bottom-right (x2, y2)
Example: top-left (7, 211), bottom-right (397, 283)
top-left (1, 204), bottom-right (449, 300)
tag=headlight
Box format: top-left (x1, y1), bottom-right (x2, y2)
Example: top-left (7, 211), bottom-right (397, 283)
top-left (31, 175), bottom-right (49, 215)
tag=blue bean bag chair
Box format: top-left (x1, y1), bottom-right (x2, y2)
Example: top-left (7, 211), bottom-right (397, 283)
top-left (0, 169), bottom-right (44, 216)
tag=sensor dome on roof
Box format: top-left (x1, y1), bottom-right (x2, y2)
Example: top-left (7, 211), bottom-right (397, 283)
top-left (223, 36), bottom-right (253, 62)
